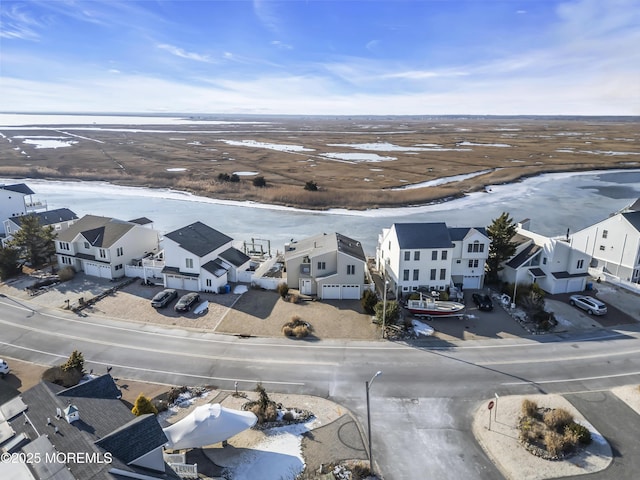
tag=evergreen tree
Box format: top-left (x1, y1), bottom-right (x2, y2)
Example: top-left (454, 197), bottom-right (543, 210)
top-left (0, 246), bottom-right (22, 280)
top-left (486, 212), bottom-right (518, 283)
top-left (9, 214), bottom-right (57, 267)
top-left (62, 350), bottom-right (85, 373)
top-left (132, 394), bottom-right (158, 416)
top-left (374, 300), bottom-right (399, 325)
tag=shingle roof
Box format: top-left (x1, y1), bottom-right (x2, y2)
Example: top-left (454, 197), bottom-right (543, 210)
top-left (622, 211), bottom-right (640, 232)
top-left (57, 374), bottom-right (121, 400)
top-left (506, 244), bottom-right (542, 268)
top-left (219, 247), bottom-right (251, 267)
top-left (448, 227), bottom-right (488, 241)
top-left (0, 183), bottom-right (35, 195)
top-left (393, 223), bottom-right (453, 249)
top-left (164, 221), bottom-right (232, 257)
top-left (11, 208), bottom-right (78, 227)
top-left (202, 258), bottom-right (229, 277)
top-left (336, 233), bottom-right (366, 261)
top-left (128, 216), bottom-right (153, 225)
top-left (56, 215), bottom-right (136, 247)
top-left (95, 413), bottom-right (168, 465)
top-left (285, 232), bottom-right (366, 262)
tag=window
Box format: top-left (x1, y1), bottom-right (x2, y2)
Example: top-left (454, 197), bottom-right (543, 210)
top-left (388, 241), bottom-right (391, 250)
top-left (404, 251), bottom-right (410, 261)
top-left (468, 241), bottom-right (484, 253)
top-left (206, 279), bottom-right (212, 287)
top-left (413, 269), bottom-right (419, 281)
top-left (602, 230), bottom-right (608, 239)
top-left (543, 257), bottom-right (547, 265)
top-left (186, 258), bottom-right (194, 268)
top-left (59, 241), bottom-right (70, 251)
top-left (432, 251), bottom-right (438, 261)
top-left (440, 268), bottom-right (446, 280)
top-left (456, 259), bottom-right (461, 264)
top-left (430, 269), bottom-right (436, 280)
top-left (317, 261), bottom-right (326, 270)
top-left (599, 245), bottom-right (605, 251)
top-left (577, 259), bottom-right (584, 269)
top-left (441, 251), bottom-right (447, 260)
top-left (61, 256), bottom-right (72, 265)
top-left (403, 269), bottom-right (410, 281)
top-left (414, 251), bottom-right (420, 261)
top-left (468, 259), bottom-right (479, 268)
top-left (115, 264), bottom-right (123, 271)
top-left (99, 249), bottom-right (106, 258)
top-left (84, 242), bottom-right (90, 249)
top-left (347, 265), bottom-right (355, 275)
top-left (116, 247), bottom-right (123, 257)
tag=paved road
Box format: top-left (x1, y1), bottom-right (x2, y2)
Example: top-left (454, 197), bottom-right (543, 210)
top-left (2, 294), bottom-right (640, 479)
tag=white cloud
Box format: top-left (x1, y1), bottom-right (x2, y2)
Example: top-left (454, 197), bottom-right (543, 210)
top-left (0, 4), bottom-right (42, 41)
top-left (157, 44), bottom-right (214, 63)
top-left (271, 40), bottom-right (293, 50)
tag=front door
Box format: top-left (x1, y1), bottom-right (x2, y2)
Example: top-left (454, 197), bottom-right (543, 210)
top-left (301, 279), bottom-right (312, 295)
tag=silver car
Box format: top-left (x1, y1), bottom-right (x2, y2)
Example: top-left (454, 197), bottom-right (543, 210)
top-left (569, 295), bottom-right (607, 315)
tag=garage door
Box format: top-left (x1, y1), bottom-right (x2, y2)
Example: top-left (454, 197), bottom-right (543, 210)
top-left (566, 278), bottom-right (584, 293)
top-left (183, 277), bottom-right (199, 291)
top-left (462, 276), bottom-right (481, 289)
top-left (341, 285), bottom-right (361, 300)
top-left (166, 275), bottom-right (183, 289)
top-left (321, 284), bottom-right (341, 299)
top-left (85, 262), bottom-right (111, 279)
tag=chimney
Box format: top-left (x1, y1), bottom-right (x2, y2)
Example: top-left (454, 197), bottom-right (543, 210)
top-left (64, 404), bottom-right (80, 424)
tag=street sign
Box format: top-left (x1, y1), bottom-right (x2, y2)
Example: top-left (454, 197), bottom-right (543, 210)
top-left (488, 400), bottom-right (495, 410)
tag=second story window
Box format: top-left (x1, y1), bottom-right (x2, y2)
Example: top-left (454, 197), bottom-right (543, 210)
top-left (602, 230), bottom-right (608, 239)
top-left (468, 241), bottom-right (484, 253)
top-left (414, 251), bottom-right (420, 261)
top-left (441, 250), bottom-right (447, 260)
top-left (59, 241), bottom-right (70, 251)
top-left (577, 259), bottom-right (584, 269)
top-left (99, 249), bottom-right (106, 258)
top-left (432, 251), bottom-right (438, 261)
top-left (440, 268), bottom-right (446, 280)
top-left (116, 247), bottom-right (123, 257)
top-left (404, 251), bottom-right (410, 261)
top-left (403, 269), bottom-right (410, 281)
top-left (413, 269), bottom-right (419, 281)
top-left (317, 261), bottom-right (326, 270)
top-left (186, 258), bottom-right (194, 269)
top-left (468, 259), bottom-right (479, 268)
top-left (84, 242), bottom-right (90, 249)
top-left (347, 265), bottom-right (355, 275)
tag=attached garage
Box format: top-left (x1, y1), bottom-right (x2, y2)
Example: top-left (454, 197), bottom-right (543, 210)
top-left (462, 275), bottom-right (482, 290)
top-left (165, 275), bottom-right (199, 291)
top-left (341, 285), bottom-right (361, 300)
top-left (321, 284), bottom-right (341, 299)
top-left (84, 262), bottom-right (112, 279)
top-left (321, 284), bottom-right (361, 300)
top-left (566, 278), bottom-right (585, 293)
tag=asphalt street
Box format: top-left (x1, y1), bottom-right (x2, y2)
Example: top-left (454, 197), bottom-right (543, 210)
top-left (2, 294), bottom-right (640, 479)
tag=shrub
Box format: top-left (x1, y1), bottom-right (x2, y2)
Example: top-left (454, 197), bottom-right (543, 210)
top-left (282, 411), bottom-right (295, 422)
top-left (304, 180), bottom-right (318, 191)
top-left (230, 173), bottom-right (240, 182)
top-left (132, 394), bottom-right (158, 416)
top-left (277, 282), bottom-right (289, 298)
top-left (543, 408), bottom-right (574, 432)
top-left (42, 365), bottom-right (83, 387)
top-left (521, 399), bottom-right (538, 418)
top-left (282, 316), bottom-right (312, 338)
top-left (218, 173), bottom-right (230, 181)
top-left (544, 431), bottom-right (565, 457)
top-left (374, 300), bottom-right (399, 325)
top-left (564, 422), bottom-right (592, 445)
top-left (253, 176), bottom-right (266, 187)
top-left (58, 266), bottom-right (76, 281)
top-left (361, 289), bottom-right (378, 314)
top-left (288, 293), bottom-right (299, 303)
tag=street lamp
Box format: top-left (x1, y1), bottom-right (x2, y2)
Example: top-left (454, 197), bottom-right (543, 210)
top-left (381, 280), bottom-right (389, 339)
top-left (366, 370), bottom-right (382, 476)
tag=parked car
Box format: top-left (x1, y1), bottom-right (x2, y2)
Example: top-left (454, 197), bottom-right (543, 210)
top-left (569, 295), bottom-right (607, 315)
top-left (175, 292), bottom-right (200, 312)
top-left (472, 293), bottom-right (493, 311)
top-left (0, 359), bottom-right (10, 377)
top-left (151, 289), bottom-right (178, 308)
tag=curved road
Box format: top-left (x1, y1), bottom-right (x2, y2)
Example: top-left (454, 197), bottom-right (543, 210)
top-left (2, 293), bottom-right (640, 479)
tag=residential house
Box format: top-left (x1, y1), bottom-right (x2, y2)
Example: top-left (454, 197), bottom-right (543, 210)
top-left (0, 374), bottom-right (181, 480)
top-left (570, 200), bottom-right (640, 284)
top-left (284, 232), bottom-right (369, 300)
top-left (161, 221), bottom-right (251, 292)
top-left (0, 183), bottom-right (46, 235)
top-left (500, 220), bottom-right (591, 294)
top-left (55, 215), bottom-right (159, 280)
top-left (376, 222), bottom-right (490, 297)
top-left (2, 208), bottom-right (78, 248)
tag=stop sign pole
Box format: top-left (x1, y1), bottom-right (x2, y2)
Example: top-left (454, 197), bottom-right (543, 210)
top-left (487, 400), bottom-right (495, 430)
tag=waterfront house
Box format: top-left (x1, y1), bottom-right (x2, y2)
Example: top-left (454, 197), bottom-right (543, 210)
top-left (55, 215), bottom-right (160, 280)
top-left (160, 221), bottom-right (251, 292)
top-left (376, 222), bottom-right (490, 298)
top-left (0, 183), bottom-right (46, 236)
top-left (2, 208), bottom-right (78, 248)
top-left (284, 232), bottom-right (370, 299)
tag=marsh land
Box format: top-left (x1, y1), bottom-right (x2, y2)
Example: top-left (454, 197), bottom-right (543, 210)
top-left (1, 116), bottom-right (638, 209)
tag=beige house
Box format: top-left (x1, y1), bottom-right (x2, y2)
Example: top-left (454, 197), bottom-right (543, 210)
top-left (284, 232), bottom-right (370, 300)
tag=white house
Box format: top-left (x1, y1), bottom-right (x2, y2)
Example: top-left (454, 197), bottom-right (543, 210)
top-left (500, 220), bottom-right (591, 294)
top-left (570, 200), bottom-right (640, 284)
top-left (2, 208), bottom-right (78, 247)
top-left (160, 221), bottom-right (251, 292)
top-left (284, 232), bottom-right (369, 300)
top-left (55, 215), bottom-right (159, 279)
top-left (0, 183), bottom-right (45, 235)
top-left (376, 222), bottom-right (490, 297)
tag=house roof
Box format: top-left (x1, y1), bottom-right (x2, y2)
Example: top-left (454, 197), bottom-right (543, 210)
top-left (219, 247), bottom-right (251, 267)
top-left (0, 380), bottom-right (21, 406)
top-left (551, 271), bottom-right (590, 279)
top-left (128, 216), bottom-right (153, 225)
top-left (448, 227), bottom-right (488, 241)
top-left (162, 266), bottom-right (199, 277)
top-left (506, 244), bottom-right (542, 268)
top-left (528, 268), bottom-right (546, 278)
top-left (10, 208), bottom-right (78, 227)
top-left (336, 233), bottom-right (366, 261)
top-left (164, 221), bottom-right (232, 257)
top-left (285, 232), bottom-right (366, 262)
top-left (0, 183), bottom-right (35, 195)
top-left (393, 223), bottom-right (453, 249)
top-left (56, 215), bottom-right (137, 248)
top-left (5, 375), bottom-right (176, 480)
top-left (202, 258), bottom-right (229, 277)
top-left (622, 211), bottom-right (640, 232)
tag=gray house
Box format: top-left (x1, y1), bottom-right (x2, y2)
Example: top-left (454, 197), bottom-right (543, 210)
top-left (284, 232), bottom-right (370, 300)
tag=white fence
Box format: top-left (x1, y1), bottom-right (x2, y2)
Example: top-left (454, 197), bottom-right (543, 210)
top-left (251, 256), bottom-right (283, 291)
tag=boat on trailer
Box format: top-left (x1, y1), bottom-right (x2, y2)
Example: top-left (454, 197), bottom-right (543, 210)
top-left (406, 294), bottom-right (465, 319)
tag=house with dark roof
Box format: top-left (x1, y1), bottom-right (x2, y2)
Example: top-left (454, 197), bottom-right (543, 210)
top-left (570, 199), bottom-right (640, 284)
top-left (376, 222), bottom-right (490, 297)
top-left (55, 215), bottom-right (160, 280)
top-left (0, 183), bottom-right (45, 236)
top-left (284, 232), bottom-right (370, 299)
top-left (160, 221), bottom-right (251, 292)
top-left (501, 219), bottom-right (591, 294)
top-left (0, 374), bottom-right (180, 480)
top-left (2, 208), bottom-right (79, 248)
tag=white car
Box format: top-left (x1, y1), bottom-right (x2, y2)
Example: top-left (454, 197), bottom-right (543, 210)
top-left (569, 295), bottom-right (607, 315)
top-left (0, 359), bottom-right (9, 377)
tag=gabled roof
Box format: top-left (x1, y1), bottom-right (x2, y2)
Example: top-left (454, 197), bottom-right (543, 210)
top-left (95, 413), bottom-right (167, 465)
top-left (336, 233), bottom-right (366, 261)
top-left (285, 232), bottom-right (366, 262)
top-left (622, 211), bottom-right (640, 232)
top-left (128, 216), bottom-right (153, 225)
top-left (448, 227), bottom-right (488, 241)
top-left (219, 247), bottom-right (251, 267)
top-left (57, 215), bottom-right (137, 247)
top-left (393, 223), bottom-right (453, 249)
top-left (202, 258), bottom-right (230, 277)
top-left (0, 183), bottom-right (34, 195)
top-left (57, 374), bottom-right (121, 399)
top-left (506, 244), bottom-right (542, 268)
top-left (10, 208), bottom-right (78, 227)
top-left (164, 221), bottom-right (232, 257)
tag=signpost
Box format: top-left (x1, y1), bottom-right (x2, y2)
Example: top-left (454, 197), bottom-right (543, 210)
top-left (487, 400), bottom-right (495, 430)
top-left (494, 393), bottom-right (500, 420)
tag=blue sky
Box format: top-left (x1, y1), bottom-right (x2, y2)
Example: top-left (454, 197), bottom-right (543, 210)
top-left (1, 0), bottom-right (638, 115)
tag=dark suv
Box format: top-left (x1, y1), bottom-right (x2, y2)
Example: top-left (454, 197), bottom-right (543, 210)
top-left (151, 289), bottom-right (178, 308)
top-left (472, 293), bottom-right (494, 311)
top-left (175, 292), bottom-right (200, 312)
